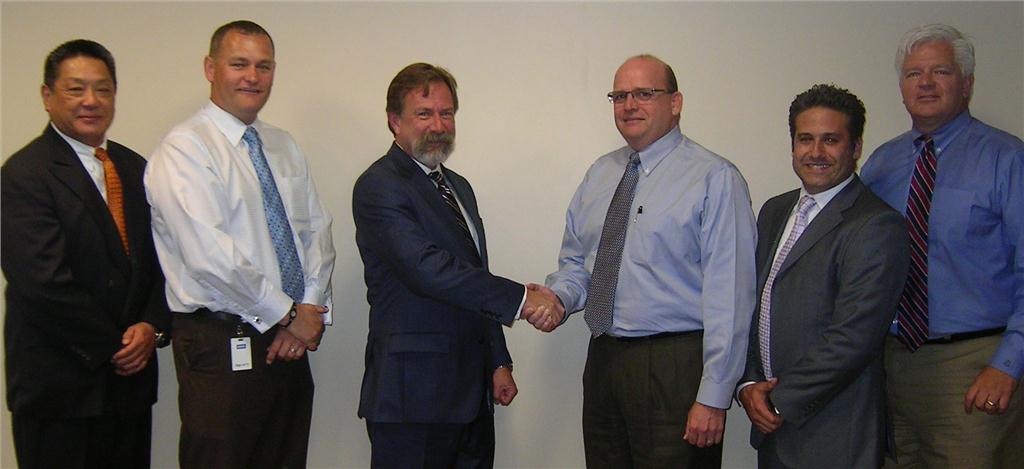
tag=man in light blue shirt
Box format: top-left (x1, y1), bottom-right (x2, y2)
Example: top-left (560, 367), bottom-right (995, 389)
top-left (541, 54), bottom-right (757, 468)
top-left (861, 23), bottom-right (1024, 467)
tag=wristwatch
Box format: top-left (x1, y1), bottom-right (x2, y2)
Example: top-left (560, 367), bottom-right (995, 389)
top-left (282, 303), bottom-right (298, 327)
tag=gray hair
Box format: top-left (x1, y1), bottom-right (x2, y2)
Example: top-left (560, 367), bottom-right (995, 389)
top-left (895, 24), bottom-right (975, 77)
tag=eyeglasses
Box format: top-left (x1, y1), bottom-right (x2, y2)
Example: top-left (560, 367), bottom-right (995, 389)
top-left (607, 88), bottom-right (669, 104)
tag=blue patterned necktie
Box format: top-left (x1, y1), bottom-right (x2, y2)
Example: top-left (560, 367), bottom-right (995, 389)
top-left (758, 195), bottom-right (816, 378)
top-left (243, 126), bottom-right (304, 302)
top-left (584, 152), bottom-right (641, 337)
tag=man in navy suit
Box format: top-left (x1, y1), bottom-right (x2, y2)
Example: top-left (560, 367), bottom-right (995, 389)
top-left (2, 39), bottom-right (170, 469)
top-left (352, 63), bottom-right (562, 468)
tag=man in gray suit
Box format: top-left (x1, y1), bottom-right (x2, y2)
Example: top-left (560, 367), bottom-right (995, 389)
top-left (738, 84), bottom-right (909, 468)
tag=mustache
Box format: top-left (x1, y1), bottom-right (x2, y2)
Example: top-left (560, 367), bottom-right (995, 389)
top-left (420, 132), bottom-right (454, 146)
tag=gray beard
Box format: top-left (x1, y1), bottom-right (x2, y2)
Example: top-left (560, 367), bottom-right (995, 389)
top-left (412, 136), bottom-right (455, 168)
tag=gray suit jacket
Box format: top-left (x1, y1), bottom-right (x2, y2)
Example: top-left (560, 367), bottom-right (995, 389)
top-left (742, 176), bottom-right (909, 468)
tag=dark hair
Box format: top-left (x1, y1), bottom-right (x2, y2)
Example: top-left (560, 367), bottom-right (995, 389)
top-left (44, 39), bottom-right (117, 89)
top-left (788, 83), bottom-right (866, 143)
top-left (385, 63), bottom-right (458, 134)
top-left (209, 20), bottom-right (274, 57)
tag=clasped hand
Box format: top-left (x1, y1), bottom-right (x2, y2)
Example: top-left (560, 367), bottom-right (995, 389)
top-left (519, 283), bottom-right (565, 332)
top-left (267, 303), bottom-right (329, 364)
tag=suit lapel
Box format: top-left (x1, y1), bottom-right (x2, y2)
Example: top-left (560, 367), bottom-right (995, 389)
top-left (777, 177), bottom-right (865, 275)
top-left (386, 144), bottom-right (482, 266)
top-left (42, 126), bottom-right (131, 274)
top-left (757, 191), bottom-right (798, 291)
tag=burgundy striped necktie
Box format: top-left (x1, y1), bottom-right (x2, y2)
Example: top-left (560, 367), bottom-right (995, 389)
top-left (897, 135), bottom-right (936, 351)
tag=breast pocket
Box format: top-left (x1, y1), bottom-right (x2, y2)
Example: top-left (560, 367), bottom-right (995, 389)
top-left (276, 175), bottom-right (310, 230)
top-left (628, 203), bottom-right (700, 266)
top-left (931, 188), bottom-right (995, 241)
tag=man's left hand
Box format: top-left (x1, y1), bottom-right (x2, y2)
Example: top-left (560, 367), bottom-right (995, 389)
top-left (492, 367), bottom-right (518, 406)
top-left (965, 366), bottom-right (1019, 415)
top-left (683, 402), bottom-right (725, 448)
top-left (112, 322), bottom-right (156, 376)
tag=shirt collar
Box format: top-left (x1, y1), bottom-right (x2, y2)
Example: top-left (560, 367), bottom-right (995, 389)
top-left (204, 100), bottom-right (256, 146)
top-left (801, 173), bottom-right (854, 209)
top-left (633, 127), bottom-right (683, 175)
top-left (50, 122), bottom-right (106, 155)
top-left (910, 110), bottom-right (971, 156)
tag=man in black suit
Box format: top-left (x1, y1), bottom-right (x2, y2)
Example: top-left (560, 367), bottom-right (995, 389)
top-left (2, 39), bottom-right (170, 469)
top-left (738, 84), bottom-right (909, 468)
top-left (352, 63), bottom-right (563, 468)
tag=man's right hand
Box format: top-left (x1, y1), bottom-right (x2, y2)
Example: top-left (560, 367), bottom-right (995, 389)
top-left (284, 303), bottom-right (328, 350)
top-left (521, 284), bottom-right (565, 332)
top-left (738, 378), bottom-right (783, 434)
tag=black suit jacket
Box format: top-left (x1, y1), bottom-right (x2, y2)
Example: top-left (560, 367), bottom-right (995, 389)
top-left (742, 177), bottom-right (909, 468)
top-left (2, 125), bottom-right (169, 418)
top-left (353, 143), bottom-right (523, 424)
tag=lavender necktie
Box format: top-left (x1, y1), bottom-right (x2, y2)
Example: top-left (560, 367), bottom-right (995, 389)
top-left (759, 195), bottom-right (816, 378)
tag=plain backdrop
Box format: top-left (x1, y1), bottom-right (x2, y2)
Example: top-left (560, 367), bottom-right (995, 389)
top-left (2, 2), bottom-right (1021, 468)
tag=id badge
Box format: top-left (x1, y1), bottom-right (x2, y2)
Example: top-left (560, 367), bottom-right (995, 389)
top-left (230, 337), bottom-right (253, 371)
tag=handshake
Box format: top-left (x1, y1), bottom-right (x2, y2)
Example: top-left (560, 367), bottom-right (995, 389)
top-left (520, 283), bottom-right (565, 332)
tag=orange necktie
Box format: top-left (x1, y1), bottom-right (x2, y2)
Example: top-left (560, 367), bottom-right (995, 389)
top-left (95, 148), bottom-right (130, 255)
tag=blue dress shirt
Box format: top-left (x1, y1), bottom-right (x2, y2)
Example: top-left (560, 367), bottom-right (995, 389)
top-left (546, 127), bottom-right (758, 408)
top-left (861, 111), bottom-right (1024, 379)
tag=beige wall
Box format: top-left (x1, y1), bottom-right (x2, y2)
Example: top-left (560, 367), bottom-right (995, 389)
top-left (2, 2), bottom-right (1021, 468)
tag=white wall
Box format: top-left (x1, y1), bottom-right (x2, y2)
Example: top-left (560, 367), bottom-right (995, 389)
top-left (2, 2), bottom-right (1021, 468)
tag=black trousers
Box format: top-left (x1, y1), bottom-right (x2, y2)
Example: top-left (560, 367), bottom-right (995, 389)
top-left (12, 409), bottom-right (152, 469)
top-left (366, 410), bottom-right (496, 469)
top-left (172, 312), bottom-right (314, 469)
top-left (583, 332), bottom-right (723, 469)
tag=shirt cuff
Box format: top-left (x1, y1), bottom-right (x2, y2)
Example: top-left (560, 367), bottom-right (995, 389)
top-left (514, 286), bottom-right (528, 321)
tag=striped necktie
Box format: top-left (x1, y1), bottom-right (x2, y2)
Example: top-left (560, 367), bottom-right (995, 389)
top-left (429, 170), bottom-right (474, 245)
top-left (897, 135), bottom-right (936, 351)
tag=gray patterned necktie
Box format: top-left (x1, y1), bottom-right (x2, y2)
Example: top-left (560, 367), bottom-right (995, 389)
top-left (758, 195), bottom-right (816, 378)
top-left (243, 126), bottom-right (304, 302)
top-left (584, 152), bottom-right (641, 337)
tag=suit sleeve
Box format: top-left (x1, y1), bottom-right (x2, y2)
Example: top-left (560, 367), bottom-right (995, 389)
top-left (1, 159), bottom-right (122, 368)
top-left (352, 170), bottom-right (523, 325)
top-left (770, 210), bottom-right (909, 426)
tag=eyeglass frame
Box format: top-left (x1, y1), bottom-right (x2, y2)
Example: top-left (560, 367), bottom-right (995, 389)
top-left (607, 88), bottom-right (670, 104)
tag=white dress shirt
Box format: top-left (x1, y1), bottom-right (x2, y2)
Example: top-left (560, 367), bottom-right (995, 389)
top-left (51, 123), bottom-right (108, 202)
top-left (145, 101), bottom-right (336, 333)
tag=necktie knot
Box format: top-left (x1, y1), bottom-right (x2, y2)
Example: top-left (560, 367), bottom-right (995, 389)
top-left (243, 126), bottom-right (261, 147)
top-left (94, 147), bottom-right (109, 161)
top-left (428, 170), bottom-right (444, 185)
top-left (796, 195), bottom-right (816, 222)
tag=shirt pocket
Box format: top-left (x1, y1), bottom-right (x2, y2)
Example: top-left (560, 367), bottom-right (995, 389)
top-left (276, 175), bottom-right (310, 230)
top-left (930, 187), bottom-right (997, 241)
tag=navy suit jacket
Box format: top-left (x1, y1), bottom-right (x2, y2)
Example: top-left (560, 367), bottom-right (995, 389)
top-left (2, 125), bottom-right (169, 418)
top-left (353, 143), bottom-right (522, 424)
top-left (742, 177), bottom-right (908, 468)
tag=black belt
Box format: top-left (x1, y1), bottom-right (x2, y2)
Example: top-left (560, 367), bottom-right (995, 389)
top-left (607, 329), bottom-right (702, 342)
top-left (923, 327), bottom-right (1005, 345)
top-left (189, 307), bottom-right (243, 324)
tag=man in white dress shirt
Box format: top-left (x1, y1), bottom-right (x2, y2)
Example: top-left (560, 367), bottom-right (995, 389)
top-left (145, 20), bottom-right (335, 469)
